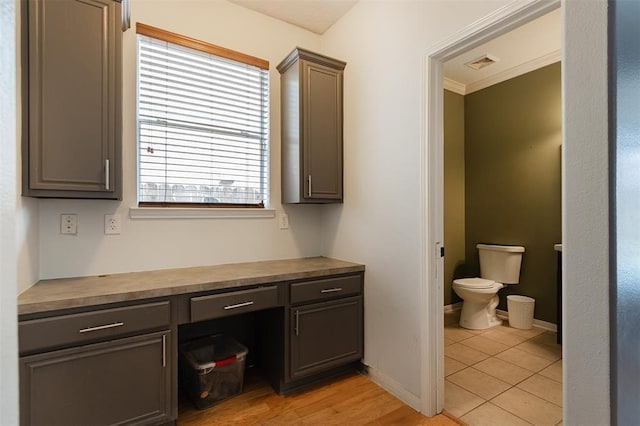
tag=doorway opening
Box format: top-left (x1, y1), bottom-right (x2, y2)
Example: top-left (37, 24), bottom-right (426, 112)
top-left (421, 0), bottom-right (562, 419)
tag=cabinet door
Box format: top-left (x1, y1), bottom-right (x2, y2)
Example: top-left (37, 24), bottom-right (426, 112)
top-left (20, 331), bottom-right (172, 426)
top-left (302, 60), bottom-right (343, 201)
top-left (290, 297), bottom-right (362, 380)
top-left (26, 0), bottom-right (121, 198)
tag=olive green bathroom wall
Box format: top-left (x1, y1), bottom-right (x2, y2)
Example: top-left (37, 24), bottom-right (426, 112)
top-left (464, 62), bottom-right (562, 323)
top-left (444, 90), bottom-right (466, 306)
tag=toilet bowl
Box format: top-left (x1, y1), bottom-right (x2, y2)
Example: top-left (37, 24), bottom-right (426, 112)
top-left (453, 278), bottom-right (504, 329)
top-left (453, 244), bottom-right (525, 330)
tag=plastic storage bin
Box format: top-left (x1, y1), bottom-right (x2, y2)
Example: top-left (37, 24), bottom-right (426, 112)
top-left (507, 295), bottom-right (536, 330)
top-left (179, 335), bottom-right (248, 409)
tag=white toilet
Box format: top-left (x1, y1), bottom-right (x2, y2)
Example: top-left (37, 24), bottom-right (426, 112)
top-left (453, 244), bottom-right (525, 330)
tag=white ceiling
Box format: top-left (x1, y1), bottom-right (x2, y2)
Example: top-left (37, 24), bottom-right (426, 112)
top-left (229, 0), bottom-right (358, 35)
top-left (228, 1), bottom-right (560, 94)
top-left (444, 8), bottom-right (561, 95)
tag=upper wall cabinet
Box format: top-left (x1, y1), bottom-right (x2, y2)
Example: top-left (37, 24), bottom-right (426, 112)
top-left (277, 48), bottom-right (346, 204)
top-left (23, 0), bottom-right (125, 199)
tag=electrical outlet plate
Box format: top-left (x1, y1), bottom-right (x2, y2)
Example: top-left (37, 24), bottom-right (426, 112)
top-left (104, 214), bottom-right (121, 235)
top-left (60, 214), bottom-right (78, 235)
top-left (278, 213), bottom-right (289, 229)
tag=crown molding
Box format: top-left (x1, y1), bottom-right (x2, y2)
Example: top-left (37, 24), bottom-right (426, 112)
top-left (443, 49), bottom-right (561, 96)
top-left (443, 78), bottom-right (466, 95)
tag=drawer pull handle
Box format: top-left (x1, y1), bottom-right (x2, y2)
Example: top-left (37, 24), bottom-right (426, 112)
top-left (79, 322), bottom-right (124, 333)
top-left (321, 287), bottom-right (343, 294)
top-left (224, 301), bottom-right (254, 310)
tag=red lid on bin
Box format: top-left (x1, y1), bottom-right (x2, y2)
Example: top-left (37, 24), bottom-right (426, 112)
top-left (179, 335), bottom-right (248, 372)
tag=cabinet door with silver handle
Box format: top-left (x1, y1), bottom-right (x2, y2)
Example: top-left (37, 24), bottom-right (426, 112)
top-left (289, 296), bottom-right (363, 380)
top-left (25, 0), bottom-right (122, 199)
top-left (19, 330), bottom-right (172, 426)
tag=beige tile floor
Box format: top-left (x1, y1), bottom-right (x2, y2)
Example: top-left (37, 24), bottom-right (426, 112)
top-left (444, 312), bottom-right (563, 426)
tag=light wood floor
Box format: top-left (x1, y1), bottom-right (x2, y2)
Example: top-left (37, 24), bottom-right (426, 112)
top-left (178, 370), bottom-right (461, 425)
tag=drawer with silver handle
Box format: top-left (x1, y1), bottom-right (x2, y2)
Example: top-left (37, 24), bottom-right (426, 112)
top-left (190, 286), bottom-right (278, 323)
top-left (19, 301), bottom-right (171, 354)
top-left (290, 275), bottom-right (362, 305)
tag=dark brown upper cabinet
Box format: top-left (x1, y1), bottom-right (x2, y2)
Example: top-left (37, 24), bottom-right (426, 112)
top-left (277, 48), bottom-right (346, 204)
top-left (22, 0), bottom-right (123, 199)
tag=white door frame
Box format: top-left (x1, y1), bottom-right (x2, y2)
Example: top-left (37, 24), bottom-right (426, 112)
top-left (420, 0), bottom-right (561, 415)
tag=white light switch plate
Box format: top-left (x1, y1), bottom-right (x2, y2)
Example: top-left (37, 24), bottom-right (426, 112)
top-left (279, 214), bottom-right (289, 229)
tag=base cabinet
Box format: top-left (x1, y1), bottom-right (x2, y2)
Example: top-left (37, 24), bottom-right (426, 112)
top-left (20, 331), bottom-right (172, 426)
top-left (290, 296), bottom-right (363, 380)
top-left (18, 265), bottom-right (365, 422)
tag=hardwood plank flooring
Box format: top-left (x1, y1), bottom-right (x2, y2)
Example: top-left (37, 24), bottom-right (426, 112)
top-left (178, 370), bottom-right (462, 425)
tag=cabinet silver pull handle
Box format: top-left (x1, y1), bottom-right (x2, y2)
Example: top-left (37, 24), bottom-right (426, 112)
top-left (295, 310), bottom-right (300, 336)
top-left (79, 322), bottom-right (124, 333)
top-left (308, 175), bottom-right (312, 197)
top-left (105, 159), bottom-right (110, 190)
top-left (162, 334), bottom-right (166, 367)
top-left (121, 0), bottom-right (131, 31)
top-left (321, 287), bottom-right (343, 294)
top-left (224, 301), bottom-right (254, 310)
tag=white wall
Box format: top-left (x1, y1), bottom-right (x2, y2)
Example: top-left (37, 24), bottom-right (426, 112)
top-left (319, 0), bottom-right (512, 400)
top-left (1, 0), bottom-right (20, 422)
top-left (15, 0), bottom-right (40, 295)
top-left (563, 0), bottom-right (610, 423)
top-left (37, 0), bottom-right (326, 279)
top-left (320, 0), bottom-right (611, 418)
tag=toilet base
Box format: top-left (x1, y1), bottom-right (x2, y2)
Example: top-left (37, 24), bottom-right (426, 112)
top-left (459, 295), bottom-right (502, 330)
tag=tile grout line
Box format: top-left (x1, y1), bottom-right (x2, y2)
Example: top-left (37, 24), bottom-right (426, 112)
top-left (466, 400), bottom-right (536, 426)
top-left (445, 321), bottom-right (563, 424)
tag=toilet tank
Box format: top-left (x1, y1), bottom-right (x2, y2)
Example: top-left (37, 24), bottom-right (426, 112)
top-left (477, 244), bottom-right (525, 284)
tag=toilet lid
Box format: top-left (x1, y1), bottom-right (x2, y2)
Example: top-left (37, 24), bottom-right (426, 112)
top-left (453, 277), bottom-right (496, 289)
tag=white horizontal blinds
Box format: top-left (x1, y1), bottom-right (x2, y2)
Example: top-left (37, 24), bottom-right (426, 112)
top-left (137, 28), bottom-right (269, 206)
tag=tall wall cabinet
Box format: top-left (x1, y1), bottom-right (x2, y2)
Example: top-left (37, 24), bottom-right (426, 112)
top-left (22, 0), bottom-right (124, 199)
top-left (277, 48), bottom-right (346, 204)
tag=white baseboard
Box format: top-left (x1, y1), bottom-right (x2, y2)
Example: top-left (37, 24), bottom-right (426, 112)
top-left (362, 364), bottom-right (421, 411)
top-left (496, 309), bottom-right (557, 332)
top-left (444, 304), bottom-right (557, 332)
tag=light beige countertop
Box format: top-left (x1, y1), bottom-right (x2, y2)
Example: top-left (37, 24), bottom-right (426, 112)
top-left (18, 257), bottom-right (365, 316)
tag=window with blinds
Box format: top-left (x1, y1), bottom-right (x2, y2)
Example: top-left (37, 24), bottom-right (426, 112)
top-left (136, 24), bottom-right (269, 207)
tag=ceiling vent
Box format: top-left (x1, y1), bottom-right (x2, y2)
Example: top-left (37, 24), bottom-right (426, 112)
top-left (465, 54), bottom-right (499, 70)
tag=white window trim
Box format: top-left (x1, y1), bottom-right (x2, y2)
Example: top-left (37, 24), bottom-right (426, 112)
top-left (129, 206), bottom-right (276, 220)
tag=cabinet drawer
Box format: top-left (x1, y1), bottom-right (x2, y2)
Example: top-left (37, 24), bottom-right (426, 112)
top-left (290, 275), bottom-right (362, 305)
top-left (190, 286), bottom-right (278, 323)
top-left (19, 301), bottom-right (170, 354)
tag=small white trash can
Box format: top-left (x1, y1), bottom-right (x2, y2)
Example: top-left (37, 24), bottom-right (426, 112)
top-left (507, 295), bottom-right (535, 330)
